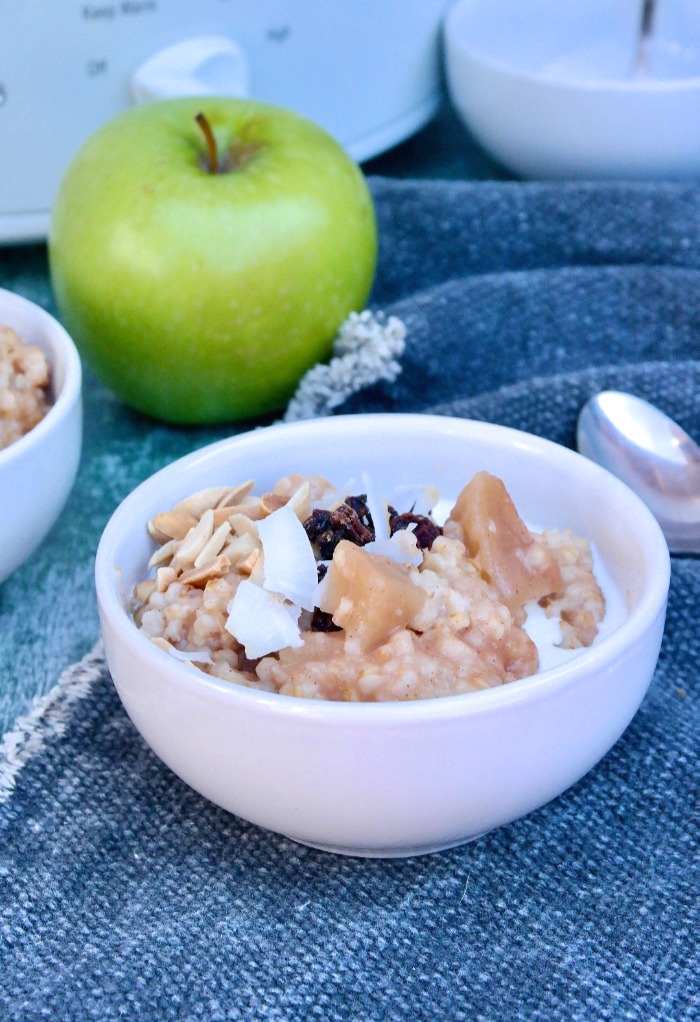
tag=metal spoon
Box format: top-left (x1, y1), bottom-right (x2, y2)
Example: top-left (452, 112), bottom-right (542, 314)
top-left (634, 0), bottom-right (658, 76)
top-left (577, 391), bottom-right (700, 554)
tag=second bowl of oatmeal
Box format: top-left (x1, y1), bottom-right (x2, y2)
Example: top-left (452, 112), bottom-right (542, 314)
top-left (96, 414), bottom-right (670, 857)
top-left (0, 288), bottom-right (82, 585)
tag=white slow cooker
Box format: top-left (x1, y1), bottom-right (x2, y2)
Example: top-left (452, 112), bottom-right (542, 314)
top-left (0, 0), bottom-right (451, 244)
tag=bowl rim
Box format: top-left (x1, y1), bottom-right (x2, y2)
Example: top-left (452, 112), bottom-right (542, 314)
top-left (96, 412), bottom-right (671, 723)
top-left (0, 287), bottom-right (82, 469)
top-left (444, 0), bottom-right (700, 93)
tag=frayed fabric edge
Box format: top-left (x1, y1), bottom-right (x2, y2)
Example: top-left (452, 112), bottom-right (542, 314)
top-left (0, 639), bottom-right (106, 805)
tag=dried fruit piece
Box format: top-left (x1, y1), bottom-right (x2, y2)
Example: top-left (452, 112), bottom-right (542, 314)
top-left (388, 508), bottom-right (442, 549)
top-left (303, 502), bottom-right (374, 559)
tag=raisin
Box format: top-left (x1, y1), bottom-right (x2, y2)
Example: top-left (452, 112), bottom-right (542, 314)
top-left (389, 510), bottom-right (442, 549)
top-left (303, 503), bottom-right (374, 559)
top-left (345, 494), bottom-right (373, 531)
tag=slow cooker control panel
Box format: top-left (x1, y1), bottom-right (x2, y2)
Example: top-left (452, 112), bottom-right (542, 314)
top-left (0, 0), bottom-right (447, 243)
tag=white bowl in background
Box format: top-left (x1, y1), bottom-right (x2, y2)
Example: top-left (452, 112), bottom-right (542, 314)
top-left (0, 288), bottom-right (82, 584)
top-left (444, 0), bottom-right (700, 180)
top-left (96, 414), bottom-right (670, 857)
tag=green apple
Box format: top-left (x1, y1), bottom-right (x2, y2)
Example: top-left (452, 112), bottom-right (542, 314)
top-left (48, 97), bottom-right (377, 423)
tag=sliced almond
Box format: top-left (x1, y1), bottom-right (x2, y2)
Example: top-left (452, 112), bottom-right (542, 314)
top-left (194, 521), bottom-right (232, 569)
top-left (178, 553), bottom-right (231, 587)
top-left (273, 473), bottom-right (333, 502)
top-left (146, 520), bottom-right (171, 545)
top-left (286, 480), bottom-right (312, 521)
top-left (172, 487), bottom-right (239, 517)
top-left (228, 513), bottom-right (260, 538)
top-left (156, 566), bottom-right (178, 592)
top-left (215, 480), bottom-right (255, 508)
top-left (148, 511), bottom-right (198, 542)
top-left (211, 506), bottom-right (235, 529)
top-left (220, 532), bottom-right (258, 566)
top-left (260, 492), bottom-right (289, 516)
top-left (172, 508), bottom-right (214, 569)
top-left (231, 498), bottom-right (266, 521)
top-left (210, 502), bottom-right (265, 527)
top-left (237, 548), bottom-right (261, 577)
top-left (148, 538), bottom-right (179, 569)
top-left (212, 499), bottom-right (266, 523)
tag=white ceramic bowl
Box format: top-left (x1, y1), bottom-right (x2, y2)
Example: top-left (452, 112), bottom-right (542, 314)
top-left (96, 414), bottom-right (670, 857)
top-left (0, 288), bottom-right (82, 584)
top-left (444, 0), bottom-right (700, 179)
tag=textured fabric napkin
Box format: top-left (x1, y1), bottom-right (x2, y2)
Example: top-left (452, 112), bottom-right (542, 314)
top-left (1, 178), bottom-right (698, 1021)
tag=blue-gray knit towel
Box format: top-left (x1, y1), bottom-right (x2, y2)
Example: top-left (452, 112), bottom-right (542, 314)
top-left (0, 178), bottom-right (698, 1021)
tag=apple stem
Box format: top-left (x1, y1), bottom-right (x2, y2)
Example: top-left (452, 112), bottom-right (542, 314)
top-left (195, 112), bottom-right (219, 174)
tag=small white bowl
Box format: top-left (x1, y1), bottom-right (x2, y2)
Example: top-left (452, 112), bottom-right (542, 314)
top-left (96, 414), bottom-right (670, 857)
top-left (444, 0), bottom-right (700, 179)
top-left (0, 288), bottom-right (82, 584)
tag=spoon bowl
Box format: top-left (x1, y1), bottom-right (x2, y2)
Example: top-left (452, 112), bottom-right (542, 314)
top-left (577, 391), bottom-right (700, 554)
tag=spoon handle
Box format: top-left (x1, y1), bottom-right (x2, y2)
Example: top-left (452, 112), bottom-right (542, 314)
top-left (635, 0), bottom-right (658, 75)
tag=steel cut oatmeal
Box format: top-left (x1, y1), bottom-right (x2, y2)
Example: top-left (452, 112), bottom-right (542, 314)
top-left (0, 325), bottom-right (52, 450)
top-left (130, 471), bottom-right (607, 702)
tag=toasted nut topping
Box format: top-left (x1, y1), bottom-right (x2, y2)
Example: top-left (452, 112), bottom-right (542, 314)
top-left (260, 492), bottom-right (289, 515)
top-left (220, 532), bottom-right (259, 567)
top-left (211, 507), bottom-right (235, 529)
top-left (229, 499), bottom-right (266, 521)
top-left (286, 481), bottom-right (312, 521)
top-left (178, 554), bottom-right (231, 587)
top-left (148, 538), bottom-right (179, 569)
top-left (213, 499), bottom-right (265, 524)
top-left (228, 513), bottom-right (261, 537)
top-left (148, 511), bottom-right (198, 542)
top-left (237, 548), bottom-right (261, 576)
top-left (194, 521), bottom-right (232, 569)
top-left (173, 487), bottom-right (239, 517)
top-left (155, 566), bottom-right (177, 592)
top-left (172, 509), bottom-right (214, 568)
top-left (215, 481), bottom-right (255, 508)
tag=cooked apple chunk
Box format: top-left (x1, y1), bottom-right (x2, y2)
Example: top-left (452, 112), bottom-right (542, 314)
top-left (318, 539), bottom-right (426, 652)
top-left (448, 471), bottom-right (563, 614)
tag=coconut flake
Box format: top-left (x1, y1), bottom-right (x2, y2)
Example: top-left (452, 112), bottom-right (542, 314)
top-left (390, 483), bottom-right (441, 517)
top-left (362, 471), bottom-right (390, 542)
top-left (169, 647), bottom-right (214, 665)
top-left (312, 476), bottom-right (358, 512)
top-left (257, 504), bottom-right (318, 611)
top-left (364, 528), bottom-right (423, 567)
top-left (225, 580), bottom-right (303, 659)
top-left (151, 637), bottom-right (213, 666)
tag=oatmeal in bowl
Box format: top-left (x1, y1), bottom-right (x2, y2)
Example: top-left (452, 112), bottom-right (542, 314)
top-left (96, 414), bottom-right (670, 856)
top-left (131, 469), bottom-right (610, 702)
top-left (0, 288), bottom-right (82, 584)
top-left (0, 323), bottom-right (53, 450)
